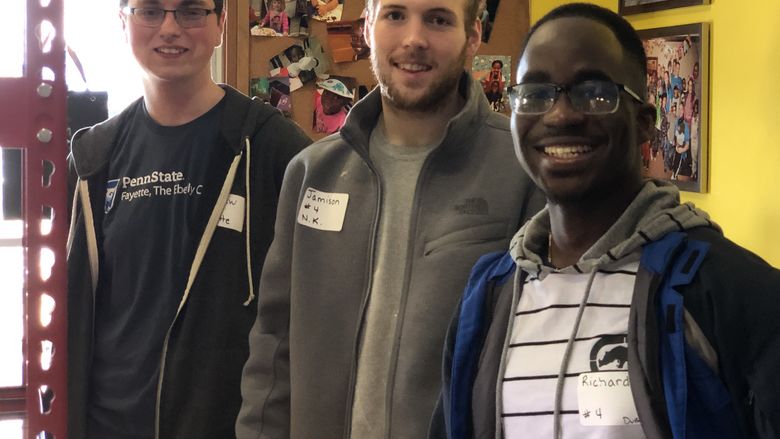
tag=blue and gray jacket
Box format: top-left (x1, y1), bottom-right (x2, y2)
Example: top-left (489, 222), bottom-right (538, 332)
top-left (434, 181), bottom-right (780, 439)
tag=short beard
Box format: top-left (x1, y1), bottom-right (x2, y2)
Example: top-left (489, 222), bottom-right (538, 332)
top-left (370, 44), bottom-right (467, 113)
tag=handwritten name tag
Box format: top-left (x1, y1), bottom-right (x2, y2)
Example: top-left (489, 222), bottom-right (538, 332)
top-left (218, 194), bottom-right (245, 232)
top-left (577, 371), bottom-right (640, 427)
top-left (297, 187), bottom-right (349, 232)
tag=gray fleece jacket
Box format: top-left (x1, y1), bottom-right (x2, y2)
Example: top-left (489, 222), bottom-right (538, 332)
top-left (236, 73), bottom-right (544, 439)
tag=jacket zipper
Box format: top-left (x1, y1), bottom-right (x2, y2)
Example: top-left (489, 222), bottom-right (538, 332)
top-left (342, 158), bottom-right (383, 439)
top-left (154, 151), bottom-right (244, 439)
top-left (78, 180), bottom-right (100, 396)
top-left (495, 271), bottom-right (525, 439)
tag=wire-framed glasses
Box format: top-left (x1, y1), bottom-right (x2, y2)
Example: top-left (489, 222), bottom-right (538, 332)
top-left (507, 80), bottom-right (644, 115)
top-left (122, 7), bottom-right (217, 29)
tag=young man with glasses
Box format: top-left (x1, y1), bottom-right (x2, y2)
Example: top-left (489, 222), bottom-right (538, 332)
top-left (67, 1), bottom-right (311, 438)
top-left (235, 0), bottom-right (543, 438)
top-left (435, 4), bottom-right (780, 438)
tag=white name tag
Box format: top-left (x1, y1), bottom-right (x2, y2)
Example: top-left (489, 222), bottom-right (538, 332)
top-left (297, 187), bottom-right (349, 232)
top-left (218, 194), bottom-right (245, 232)
top-left (577, 371), bottom-right (640, 427)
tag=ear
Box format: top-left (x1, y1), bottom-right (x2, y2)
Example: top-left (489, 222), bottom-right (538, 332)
top-left (119, 9), bottom-right (129, 42)
top-left (215, 7), bottom-right (227, 47)
top-left (363, 13), bottom-right (373, 48)
top-left (635, 102), bottom-right (657, 145)
top-left (465, 18), bottom-right (482, 57)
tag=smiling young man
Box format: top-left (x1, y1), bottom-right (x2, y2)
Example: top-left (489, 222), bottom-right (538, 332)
top-left (235, 0), bottom-right (542, 438)
top-left (66, 1), bottom-right (310, 438)
top-left (437, 4), bottom-right (780, 439)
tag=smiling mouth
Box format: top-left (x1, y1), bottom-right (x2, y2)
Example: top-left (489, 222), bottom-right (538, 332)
top-left (542, 144), bottom-right (594, 159)
top-left (155, 47), bottom-right (187, 55)
top-left (394, 62), bottom-right (432, 73)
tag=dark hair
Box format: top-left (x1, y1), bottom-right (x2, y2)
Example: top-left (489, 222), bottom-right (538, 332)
top-left (366, 0), bottom-right (480, 32)
top-left (491, 59), bottom-right (503, 69)
top-left (120, 0), bottom-right (224, 16)
top-left (520, 3), bottom-right (647, 81)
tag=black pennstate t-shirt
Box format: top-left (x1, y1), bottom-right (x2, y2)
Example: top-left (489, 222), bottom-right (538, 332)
top-left (86, 97), bottom-right (232, 439)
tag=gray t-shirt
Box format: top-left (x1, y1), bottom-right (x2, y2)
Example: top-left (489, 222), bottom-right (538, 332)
top-left (350, 121), bottom-right (438, 438)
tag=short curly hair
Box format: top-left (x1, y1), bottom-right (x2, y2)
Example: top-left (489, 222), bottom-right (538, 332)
top-left (522, 3), bottom-right (646, 82)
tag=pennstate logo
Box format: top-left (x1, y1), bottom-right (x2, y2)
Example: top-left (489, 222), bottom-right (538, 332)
top-left (105, 179), bottom-right (119, 213)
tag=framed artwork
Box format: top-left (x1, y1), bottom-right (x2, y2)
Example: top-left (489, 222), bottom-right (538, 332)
top-left (619, 0), bottom-right (709, 16)
top-left (472, 55), bottom-right (511, 114)
top-left (639, 23), bottom-right (709, 192)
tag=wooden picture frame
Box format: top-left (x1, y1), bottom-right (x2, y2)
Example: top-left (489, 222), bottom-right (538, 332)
top-left (619, 0), bottom-right (709, 16)
top-left (639, 23), bottom-right (710, 192)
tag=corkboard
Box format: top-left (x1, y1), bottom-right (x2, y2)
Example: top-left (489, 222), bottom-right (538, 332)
top-left (228, 0), bottom-right (530, 141)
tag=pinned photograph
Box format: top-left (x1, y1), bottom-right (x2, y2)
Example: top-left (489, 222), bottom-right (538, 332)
top-left (250, 77), bottom-right (292, 116)
top-left (308, 0), bottom-right (344, 22)
top-left (269, 37), bottom-right (331, 91)
top-left (639, 23), bottom-right (709, 192)
top-left (250, 0), bottom-right (310, 37)
top-left (313, 76), bottom-right (356, 134)
top-left (478, 0), bottom-right (502, 43)
top-left (326, 16), bottom-right (369, 63)
top-left (472, 55), bottom-right (511, 113)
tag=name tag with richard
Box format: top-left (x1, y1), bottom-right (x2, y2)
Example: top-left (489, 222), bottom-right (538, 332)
top-left (577, 371), bottom-right (640, 427)
top-left (297, 187), bottom-right (349, 232)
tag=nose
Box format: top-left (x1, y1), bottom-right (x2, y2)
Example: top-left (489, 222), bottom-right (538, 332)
top-left (401, 17), bottom-right (428, 50)
top-left (159, 10), bottom-right (182, 35)
top-left (543, 93), bottom-right (585, 127)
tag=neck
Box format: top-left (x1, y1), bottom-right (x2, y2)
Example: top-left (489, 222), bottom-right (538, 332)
top-left (379, 89), bottom-right (464, 147)
top-left (142, 75), bottom-right (225, 126)
top-left (547, 182), bottom-right (642, 268)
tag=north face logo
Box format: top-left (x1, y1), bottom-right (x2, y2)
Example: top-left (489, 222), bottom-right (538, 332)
top-left (454, 197), bottom-right (489, 215)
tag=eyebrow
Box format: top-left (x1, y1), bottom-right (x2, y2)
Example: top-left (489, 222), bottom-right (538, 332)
top-left (178, 0), bottom-right (212, 7)
top-left (379, 4), bottom-right (457, 16)
top-left (520, 69), bottom-right (613, 85)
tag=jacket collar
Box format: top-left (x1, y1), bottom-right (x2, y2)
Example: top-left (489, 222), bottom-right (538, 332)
top-left (339, 72), bottom-right (492, 157)
top-left (70, 84), bottom-right (255, 179)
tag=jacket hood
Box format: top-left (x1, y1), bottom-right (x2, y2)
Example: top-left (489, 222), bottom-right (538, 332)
top-left (69, 85), bottom-right (268, 179)
top-left (339, 72), bottom-right (494, 157)
top-left (509, 179), bottom-right (721, 274)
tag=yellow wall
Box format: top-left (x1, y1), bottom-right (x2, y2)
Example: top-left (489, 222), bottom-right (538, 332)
top-left (527, 0), bottom-right (780, 267)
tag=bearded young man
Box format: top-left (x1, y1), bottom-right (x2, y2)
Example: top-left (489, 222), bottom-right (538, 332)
top-left (235, 0), bottom-right (542, 437)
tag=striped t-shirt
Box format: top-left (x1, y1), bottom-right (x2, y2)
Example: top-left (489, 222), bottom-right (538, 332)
top-left (502, 259), bottom-right (646, 438)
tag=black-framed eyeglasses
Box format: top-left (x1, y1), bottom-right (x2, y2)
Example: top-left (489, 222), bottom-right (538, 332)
top-left (122, 7), bottom-right (218, 29)
top-left (507, 80), bottom-right (644, 115)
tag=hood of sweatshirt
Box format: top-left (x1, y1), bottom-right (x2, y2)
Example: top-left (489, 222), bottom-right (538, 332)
top-left (509, 179), bottom-right (720, 274)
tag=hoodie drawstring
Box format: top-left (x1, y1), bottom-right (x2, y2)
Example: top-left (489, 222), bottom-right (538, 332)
top-left (552, 268), bottom-right (598, 438)
top-left (243, 136), bottom-right (255, 306)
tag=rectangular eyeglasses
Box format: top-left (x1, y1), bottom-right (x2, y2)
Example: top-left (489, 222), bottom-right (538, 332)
top-left (507, 80), bottom-right (644, 115)
top-left (122, 7), bottom-right (217, 28)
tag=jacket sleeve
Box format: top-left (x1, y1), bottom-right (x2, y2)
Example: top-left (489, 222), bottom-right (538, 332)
top-left (236, 156), bottom-right (305, 439)
top-left (247, 112), bottom-right (311, 288)
top-left (742, 265), bottom-right (780, 437)
top-left (687, 231), bottom-right (780, 438)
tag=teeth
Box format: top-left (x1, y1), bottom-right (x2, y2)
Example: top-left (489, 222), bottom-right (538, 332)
top-left (543, 145), bottom-right (593, 158)
top-left (158, 47), bottom-right (185, 54)
top-left (398, 63), bottom-right (430, 72)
